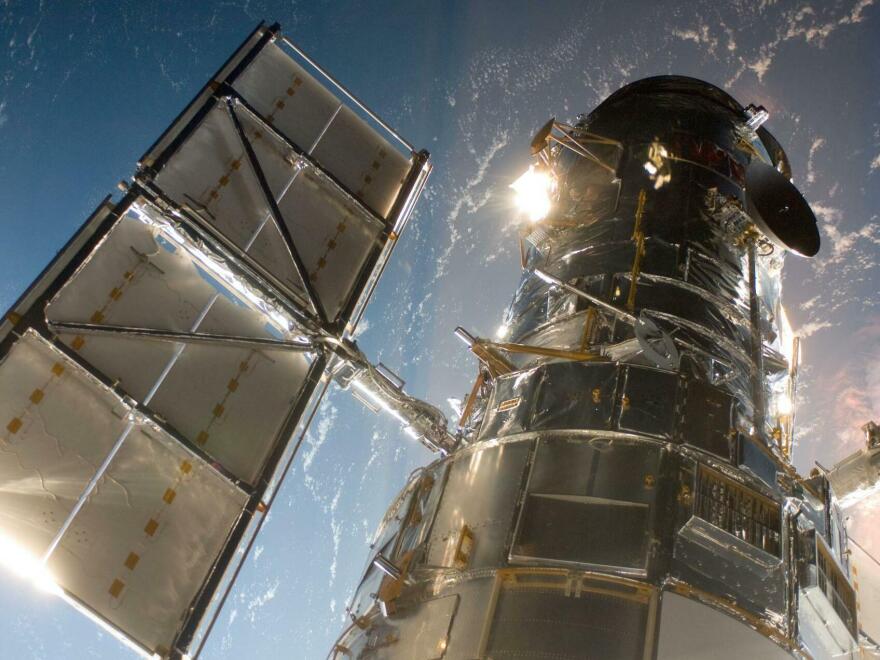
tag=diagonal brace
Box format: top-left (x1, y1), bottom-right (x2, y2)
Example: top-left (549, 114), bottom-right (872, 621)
top-left (224, 97), bottom-right (328, 325)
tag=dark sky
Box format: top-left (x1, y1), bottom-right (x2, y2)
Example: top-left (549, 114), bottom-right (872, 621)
top-left (0, 1), bottom-right (878, 657)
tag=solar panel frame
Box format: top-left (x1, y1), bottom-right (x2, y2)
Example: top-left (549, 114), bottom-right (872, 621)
top-left (0, 21), bottom-right (431, 658)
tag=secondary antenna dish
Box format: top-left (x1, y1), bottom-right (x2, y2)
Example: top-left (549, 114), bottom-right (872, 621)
top-left (634, 313), bottom-right (679, 370)
top-left (745, 160), bottom-right (820, 257)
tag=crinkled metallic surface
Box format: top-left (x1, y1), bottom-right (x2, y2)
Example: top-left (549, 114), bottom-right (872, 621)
top-left (335, 78), bottom-right (865, 660)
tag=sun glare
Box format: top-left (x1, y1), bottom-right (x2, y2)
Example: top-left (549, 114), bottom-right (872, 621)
top-left (0, 532), bottom-right (61, 596)
top-left (511, 166), bottom-right (554, 222)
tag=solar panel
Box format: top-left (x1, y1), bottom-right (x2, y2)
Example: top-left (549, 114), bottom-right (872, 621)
top-left (0, 21), bottom-right (429, 658)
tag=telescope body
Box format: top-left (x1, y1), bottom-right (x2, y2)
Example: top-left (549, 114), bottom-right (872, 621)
top-left (333, 78), bottom-right (861, 660)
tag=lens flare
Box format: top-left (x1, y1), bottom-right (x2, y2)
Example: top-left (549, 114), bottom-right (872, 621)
top-left (776, 392), bottom-right (793, 416)
top-left (511, 166), bottom-right (554, 222)
top-left (0, 532), bottom-right (61, 596)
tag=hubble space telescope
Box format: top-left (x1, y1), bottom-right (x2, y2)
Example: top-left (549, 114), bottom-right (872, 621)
top-left (0, 21), bottom-right (878, 660)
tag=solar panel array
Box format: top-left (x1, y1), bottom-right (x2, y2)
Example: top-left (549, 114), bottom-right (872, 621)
top-left (0, 22), bottom-right (429, 658)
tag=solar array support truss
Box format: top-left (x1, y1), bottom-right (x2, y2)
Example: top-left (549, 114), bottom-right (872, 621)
top-left (0, 22), bottom-right (430, 659)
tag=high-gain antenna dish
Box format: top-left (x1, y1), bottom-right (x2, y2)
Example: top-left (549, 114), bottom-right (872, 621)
top-left (529, 117), bottom-right (555, 155)
top-left (745, 160), bottom-right (820, 257)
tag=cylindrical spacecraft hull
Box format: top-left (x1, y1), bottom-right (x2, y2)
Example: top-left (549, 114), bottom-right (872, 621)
top-left (333, 78), bottom-right (859, 659)
top-left (335, 436), bottom-right (798, 659)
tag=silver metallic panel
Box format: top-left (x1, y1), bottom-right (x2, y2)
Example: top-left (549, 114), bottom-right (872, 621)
top-left (151, 100), bottom-right (386, 322)
top-left (348, 465), bottom-right (448, 620)
top-left (425, 442), bottom-right (532, 570)
top-left (233, 42), bottom-right (411, 220)
top-left (152, 102), bottom-right (311, 298)
top-left (479, 362), bottom-right (621, 439)
top-left (676, 376), bottom-right (734, 460)
top-left (232, 42), bottom-right (340, 160)
top-left (656, 592), bottom-right (791, 659)
top-left (45, 211), bottom-right (315, 484)
top-left (276, 165), bottom-right (384, 321)
top-left (511, 437), bottom-right (661, 573)
top-left (0, 331), bottom-right (127, 558)
top-left (850, 540), bottom-right (879, 647)
top-left (617, 364), bottom-right (679, 438)
top-left (485, 574), bottom-right (653, 660)
top-left (514, 494), bottom-right (649, 570)
top-left (798, 585), bottom-right (860, 659)
top-left (531, 362), bottom-right (620, 432)
top-left (368, 595), bottom-right (458, 659)
top-left (145, 341), bottom-right (312, 484)
top-left (797, 529), bottom-right (859, 642)
top-left (45, 214), bottom-right (219, 337)
top-left (674, 515), bottom-right (786, 616)
top-left (47, 423), bottom-right (247, 655)
top-left (309, 103), bottom-right (412, 220)
top-left (438, 575), bottom-right (498, 660)
top-left (0, 330), bottom-right (249, 655)
top-left (478, 367), bottom-right (542, 439)
top-left (1, 21), bottom-right (431, 658)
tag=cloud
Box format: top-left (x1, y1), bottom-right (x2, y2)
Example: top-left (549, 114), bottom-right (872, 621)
top-left (351, 317), bottom-right (370, 338)
top-left (430, 130), bottom-right (509, 284)
top-left (671, 19), bottom-right (738, 56)
top-left (809, 203), bottom-right (880, 282)
top-left (748, 54), bottom-right (774, 81)
top-left (728, 0), bottom-right (878, 83)
top-left (672, 24), bottom-right (719, 55)
top-left (328, 516), bottom-right (342, 582)
top-left (797, 320), bottom-right (833, 337)
top-left (823, 218), bottom-right (880, 265)
top-left (845, 0), bottom-right (876, 25)
top-left (781, 0), bottom-right (876, 46)
top-left (800, 295), bottom-right (821, 311)
top-left (805, 137), bottom-right (825, 185)
top-left (246, 578), bottom-right (280, 623)
top-left (812, 203), bottom-right (844, 224)
top-left (301, 403), bottom-right (338, 473)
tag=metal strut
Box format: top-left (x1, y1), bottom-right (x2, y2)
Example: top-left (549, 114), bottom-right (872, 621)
top-left (323, 337), bottom-right (458, 455)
